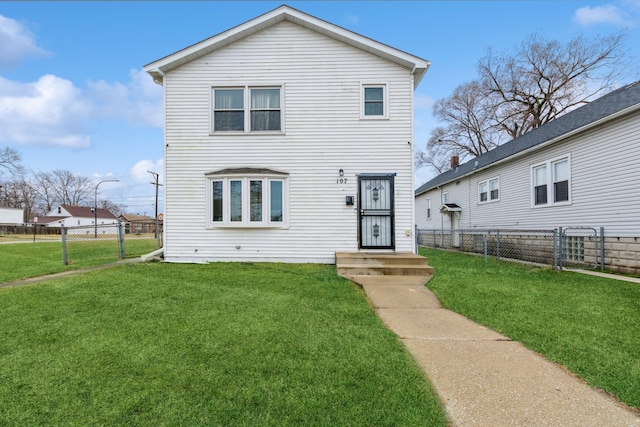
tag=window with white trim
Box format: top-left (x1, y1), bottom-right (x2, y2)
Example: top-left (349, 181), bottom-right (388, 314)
top-left (426, 197), bottom-right (431, 220)
top-left (478, 177), bottom-right (500, 203)
top-left (361, 84), bottom-right (387, 118)
top-left (531, 156), bottom-right (570, 206)
top-left (442, 192), bottom-right (449, 204)
top-left (212, 86), bottom-right (282, 133)
top-left (207, 171), bottom-right (287, 227)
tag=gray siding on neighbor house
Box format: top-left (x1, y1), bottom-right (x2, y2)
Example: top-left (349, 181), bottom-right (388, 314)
top-left (417, 110), bottom-right (640, 234)
top-left (162, 21), bottom-right (418, 263)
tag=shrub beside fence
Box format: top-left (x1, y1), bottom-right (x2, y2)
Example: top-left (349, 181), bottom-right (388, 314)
top-left (61, 223), bottom-right (162, 266)
top-left (416, 227), bottom-right (605, 271)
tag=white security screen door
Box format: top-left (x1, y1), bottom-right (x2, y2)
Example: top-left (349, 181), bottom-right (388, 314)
top-left (358, 175), bottom-right (394, 250)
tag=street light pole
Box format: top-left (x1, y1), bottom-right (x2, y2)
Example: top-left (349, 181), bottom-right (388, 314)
top-left (94, 179), bottom-right (119, 237)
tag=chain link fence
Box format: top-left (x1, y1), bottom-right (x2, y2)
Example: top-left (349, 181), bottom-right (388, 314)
top-left (416, 227), bottom-right (605, 271)
top-left (61, 223), bottom-right (162, 266)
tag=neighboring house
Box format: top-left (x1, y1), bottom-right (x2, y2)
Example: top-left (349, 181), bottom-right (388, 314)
top-left (144, 5), bottom-right (430, 263)
top-left (415, 81), bottom-right (640, 274)
top-left (119, 214), bottom-right (156, 234)
top-left (0, 207), bottom-right (24, 225)
top-left (35, 205), bottom-right (119, 234)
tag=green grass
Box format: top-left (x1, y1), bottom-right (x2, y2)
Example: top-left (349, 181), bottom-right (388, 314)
top-left (420, 247), bottom-right (640, 410)
top-left (0, 262), bottom-right (446, 426)
top-left (0, 239), bottom-right (159, 283)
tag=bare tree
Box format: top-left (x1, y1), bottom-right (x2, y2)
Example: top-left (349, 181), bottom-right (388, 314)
top-left (2, 178), bottom-right (37, 220)
top-left (0, 147), bottom-right (24, 178)
top-left (418, 31), bottom-right (632, 173)
top-left (480, 32), bottom-right (629, 139)
top-left (416, 81), bottom-right (503, 173)
top-left (98, 199), bottom-right (127, 217)
top-left (31, 170), bottom-right (94, 212)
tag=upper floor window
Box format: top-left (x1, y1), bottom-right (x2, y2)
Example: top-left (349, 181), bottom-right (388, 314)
top-left (361, 84), bottom-right (388, 118)
top-left (478, 177), bottom-right (500, 203)
top-left (207, 169), bottom-right (288, 228)
top-left (531, 156), bottom-right (571, 207)
top-left (213, 86), bottom-right (282, 133)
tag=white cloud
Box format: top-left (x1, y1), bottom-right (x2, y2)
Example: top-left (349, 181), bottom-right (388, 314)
top-left (0, 74), bottom-right (92, 147)
top-left (0, 14), bottom-right (50, 69)
top-left (574, 4), bottom-right (631, 26)
top-left (0, 69), bottom-right (163, 148)
top-left (86, 68), bottom-right (163, 127)
top-left (131, 159), bottom-right (164, 184)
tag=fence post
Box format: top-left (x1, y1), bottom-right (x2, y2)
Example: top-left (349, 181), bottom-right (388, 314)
top-left (61, 225), bottom-right (68, 265)
top-left (117, 220), bottom-right (125, 260)
top-left (415, 224), bottom-right (419, 254)
top-left (496, 230), bottom-right (500, 260)
top-left (552, 228), bottom-right (558, 271)
top-left (600, 227), bottom-right (605, 271)
top-left (558, 227), bottom-right (563, 271)
top-left (483, 233), bottom-right (488, 263)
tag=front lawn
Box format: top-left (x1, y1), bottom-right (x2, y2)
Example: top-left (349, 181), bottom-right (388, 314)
top-left (0, 239), bottom-right (158, 284)
top-left (420, 247), bottom-right (640, 410)
top-left (0, 262), bottom-right (446, 426)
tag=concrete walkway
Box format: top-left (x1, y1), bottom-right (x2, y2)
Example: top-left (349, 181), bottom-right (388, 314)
top-left (351, 275), bottom-right (640, 427)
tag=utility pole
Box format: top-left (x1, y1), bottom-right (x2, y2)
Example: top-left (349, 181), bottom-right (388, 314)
top-left (148, 170), bottom-right (163, 238)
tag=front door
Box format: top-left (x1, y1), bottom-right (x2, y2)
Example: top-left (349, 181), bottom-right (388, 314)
top-left (358, 174), bottom-right (394, 250)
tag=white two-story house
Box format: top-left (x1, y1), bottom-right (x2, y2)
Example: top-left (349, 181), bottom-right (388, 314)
top-left (144, 5), bottom-right (430, 263)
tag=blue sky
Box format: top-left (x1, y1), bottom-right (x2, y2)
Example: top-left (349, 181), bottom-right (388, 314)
top-left (1, 1), bottom-right (639, 216)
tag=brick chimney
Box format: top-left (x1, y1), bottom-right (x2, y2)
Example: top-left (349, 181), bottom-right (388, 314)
top-left (450, 155), bottom-right (460, 169)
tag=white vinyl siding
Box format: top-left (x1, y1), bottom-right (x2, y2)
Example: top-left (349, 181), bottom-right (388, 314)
top-left (162, 21), bottom-right (417, 262)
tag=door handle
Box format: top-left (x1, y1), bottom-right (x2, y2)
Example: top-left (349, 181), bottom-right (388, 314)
top-left (360, 209), bottom-right (364, 215)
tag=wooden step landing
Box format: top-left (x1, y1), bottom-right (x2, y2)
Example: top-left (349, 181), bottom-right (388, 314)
top-left (335, 252), bottom-right (434, 280)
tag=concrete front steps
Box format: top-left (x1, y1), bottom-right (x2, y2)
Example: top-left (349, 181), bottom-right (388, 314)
top-left (335, 252), bottom-right (434, 287)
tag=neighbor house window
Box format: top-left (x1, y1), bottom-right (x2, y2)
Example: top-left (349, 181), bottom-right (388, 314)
top-left (531, 156), bottom-right (571, 206)
top-left (212, 86), bottom-right (282, 133)
top-left (362, 84), bottom-right (387, 118)
top-left (207, 170), bottom-right (288, 227)
top-left (426, 198), bottom-right (431, 220)
top-left (442, 192), bottom-right (449, 204)
top-left (478, 177), bottom-right (500, 203)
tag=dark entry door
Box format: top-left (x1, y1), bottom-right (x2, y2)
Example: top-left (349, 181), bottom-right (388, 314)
top-left (358, 174), bottom-right (394, 250)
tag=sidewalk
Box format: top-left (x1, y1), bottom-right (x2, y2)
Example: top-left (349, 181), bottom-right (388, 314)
top-left (351, 275), bottom-right (640, 427)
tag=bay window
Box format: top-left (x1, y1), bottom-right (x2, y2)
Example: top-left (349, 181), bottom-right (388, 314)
top-left (207, 170), bottom-right (288, 227)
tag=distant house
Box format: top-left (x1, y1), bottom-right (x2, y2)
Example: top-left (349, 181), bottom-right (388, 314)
top-left (415, 81), bottom-right (640, 274)
top-left (0, 207), bottom-right (24, 225)
top-left (119, 214), bottom-right (156, 234)
top-left (35, 205), bottom-right (119, 234)
top-left (144, 5), bottom-right (430, 263)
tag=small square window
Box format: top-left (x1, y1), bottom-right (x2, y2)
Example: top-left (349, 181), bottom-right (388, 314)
top-left (362, 84), bottom-right (387, 118)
